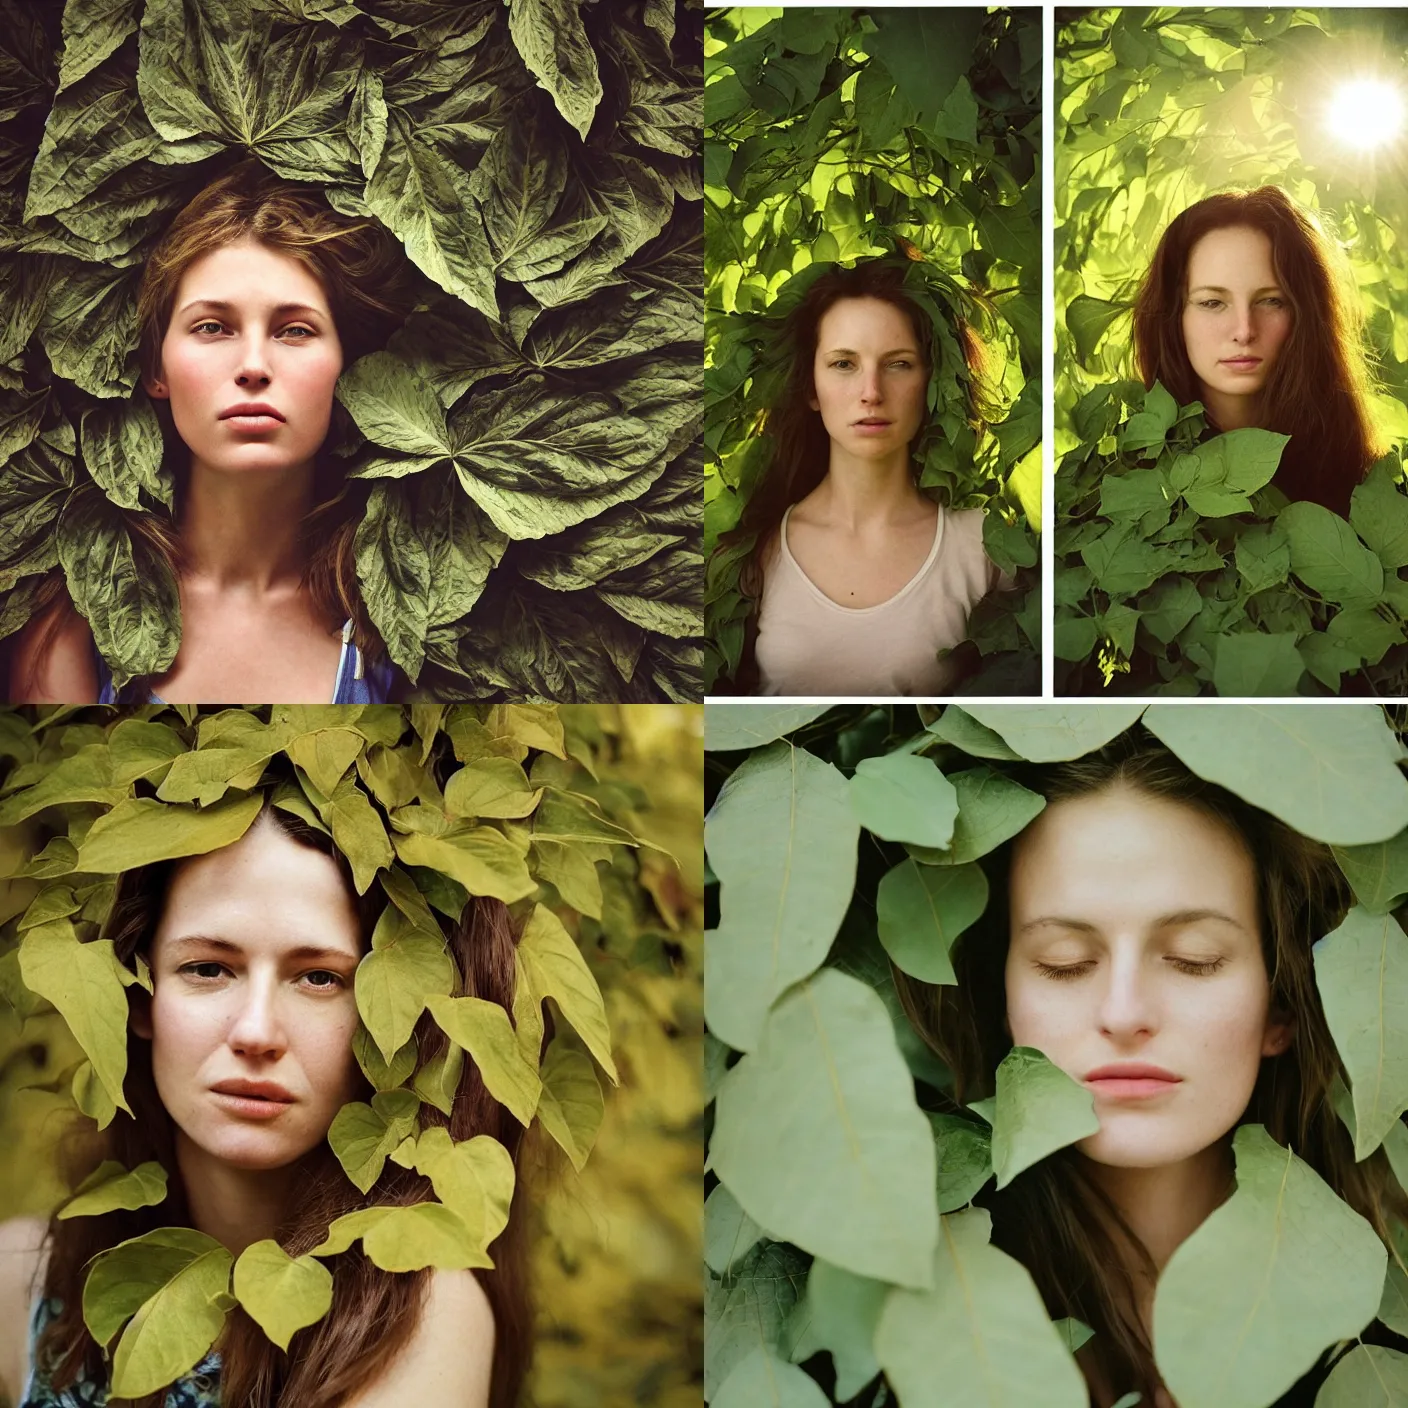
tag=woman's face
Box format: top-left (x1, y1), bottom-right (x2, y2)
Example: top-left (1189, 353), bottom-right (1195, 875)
top-left (145, 236), bottom-right (344, 476)
top-left (136, 812), bottom-right (364, 1171)
top-left (810, 296), bottom-right (928, 458)
top-left (1180, 225), bottom-right (1292, 413)
top-left (1005, 785), bottom-right (1292, 1170)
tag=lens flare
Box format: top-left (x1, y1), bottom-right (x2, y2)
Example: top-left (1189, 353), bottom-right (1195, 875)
top-left (1326, 78), bottom-right (1406, 151)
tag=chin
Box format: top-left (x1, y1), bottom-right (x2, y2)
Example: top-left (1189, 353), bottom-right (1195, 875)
top-left (1076, 1127), bottom-right (1205, 1170)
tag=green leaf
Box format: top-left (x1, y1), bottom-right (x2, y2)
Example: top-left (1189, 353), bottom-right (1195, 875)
top-left (1333, 830), bottom-right (1408, 914)
top-left (1282, 500), bottom-right (1384, 604)
top-left (1152, 1125), bottom-right (1386, 1408)
top-left (532, 839), bottom-right (602, 918)
top-left (1314, 1344), bottom-right (1408, 1407)
top-left (413, 1040), bottom-right (464, 1116)
top-left (1067, 295), bottom-right (1128, 367)
top-left (925, 707), bottom-right (1022, 761)
top-left (534, 1040), bottom-right (603, 1172)
top-left (58, 1159), bottom-right (167, 1219)
top-left (703, 1183), bottom-right (764, 1277)
top-left (517, 904), bottom-right (617, 1081)
top-left (1143, 705), bottom-right (1408, 846)
top-left (19, 920), bottom-right (131, 1115)
top-left (918, 766), bottom-right (1046, 865)
top-left (337, 351), bottom-right (451, 460)
top-left (875, 859), bottom-right (988, 985)
top-left (1234, 521), bottom-right (1291, 594)
top-left (1053, 1317), bottom-right (1095, 1353)
top-left (1351, 461), bottom-right (1408, 570)
top-left (507, 0), bottom-right (603, 140)
top-left (705, 1243), bottom-right (808, 1399)
top-left (711, 969), bottom-right (937, 1290)
top-left (352, 1027), bottom-right (417, 1092)
top-left (704, 742), bottom-right (858, 1053)
top-left (788, 1260), bottom-right (885, 1403)
top-left (1312, 908), bottom-right (1408, 1160)
top-left (232, 1239), bottom-right (333, 1351)
top-left (1381, 1239), bottom-right (1408, 1339)
top-left (1211, 631), bottom-right (1304, 697)
top-left (930, 1113), bottom-right (993, 1213)
top-left (1177, 429), bottom-right (1287, 515)
top-left (714, 1347), bottom-right (830, 1408)
top-left (76, 793), bottom-right (264, 871)
top-left (286, 727), bottom-right (364, 799)
top-left (425, 992), bottom-right (542, 1126)
top-left (875, 1207), bottom-right (1088, 1408)
top-left (990, 1046), bottom-right (1099, 1189)
top-left (38, 260), bottom-right (141, 399)
top-left (58, 0), bottom-right (140, 93)
top-left (960, 704), bottom-right (1146, 762)
top-left (80, 389), bottom-right (170, 512)
top-left (362, 1202), bottom-right (494, 1272)
top-left (849, 754), bottom-right (959, 849)
top-left (867, 9), bottom-right (983, 130)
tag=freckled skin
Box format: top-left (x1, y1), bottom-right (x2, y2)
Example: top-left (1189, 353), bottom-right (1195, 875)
top-left (135, 815), bottom-right (364, 1171)
top-left (1005, 785), bottom-right (1292, 1171)
top-left (145, 237), bottom-right (344, 481)
top-left (1179, 225), bottom-right (1293, 430)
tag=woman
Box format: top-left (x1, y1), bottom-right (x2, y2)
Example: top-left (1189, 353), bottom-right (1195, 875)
top-left (895, 733), bottom-right (1408, 1407)
top-left (1133, 186), bottom-right (1383, 518)
top-left (722, 259), bottom-right (1007, 697)
top-left (0, 799), bottom-right (529, 1407)
top-left (8, 158), bottom-right (416, 704)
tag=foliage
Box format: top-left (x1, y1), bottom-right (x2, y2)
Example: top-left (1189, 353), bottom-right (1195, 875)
top-left (1056, 9), bottom-right (1408, 695)
top-left (703, 700), bottom-right (1408, 1408)
top-left (703, 7), bottom-right (1041, 692)
top-left (0, 701), bottom-right (700, 1404)
top-left (0, 0), bottom-right (703, 701)
top-left (1057, 384), bottom-right (1408, 694)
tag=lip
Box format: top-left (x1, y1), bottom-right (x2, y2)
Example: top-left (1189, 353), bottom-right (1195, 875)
top-left (1084, 1063), bottom-right (1182, 1100)
top-left (211, 1079), bottom-right (294, 1101)
top-left (1219, 357), bottom-right (1262, 371)
top-left (852, 418), bottom-right (894, 434)
top-left (219, 402), bottom-right (285, 423)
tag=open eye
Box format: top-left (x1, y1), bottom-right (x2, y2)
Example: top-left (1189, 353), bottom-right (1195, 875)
top-left (180, 961), bottom-right (228, 981)
top-left (192, 321), bottom-right (224, 335)
top-left (301, 970), bottom-right (345, 991)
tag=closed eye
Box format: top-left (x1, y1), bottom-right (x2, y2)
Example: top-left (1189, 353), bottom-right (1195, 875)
top-left (1034, 957), bottom-right (1228, 981)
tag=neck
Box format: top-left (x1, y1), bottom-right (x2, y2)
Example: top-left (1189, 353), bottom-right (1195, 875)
top-left (180, 456), bottom-right (315, 592)
top-left (814, 446), bottom-right (925, 531)
top-left (1082, 1138), bottom-right (1234, 1309)
top-left (1202, 386), bottom-right (1262, 433)
top-left (175, 1130), bottom-right (301, 1257)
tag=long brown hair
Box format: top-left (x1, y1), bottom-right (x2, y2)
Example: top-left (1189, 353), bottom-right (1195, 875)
top-left (894, 733), bottom-right (1408, 1406)
top-left (35, 800), bottom-right (532, 1408)
top-left (1133, 186), bottom-right (1382, 517)
top-left (18, 157), bottom-right (418, 694)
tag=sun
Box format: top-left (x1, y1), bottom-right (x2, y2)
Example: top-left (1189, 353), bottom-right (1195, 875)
top-left (1325, 77), bottom-right (1406, 151)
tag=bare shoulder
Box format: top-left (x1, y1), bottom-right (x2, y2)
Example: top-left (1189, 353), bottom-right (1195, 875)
top-left (0, 1216), bottom-right (50, 1406)
top-left (8, 598), bottom-right (99, 703)
top-left (342, 1269), bottom-right (494, 1408)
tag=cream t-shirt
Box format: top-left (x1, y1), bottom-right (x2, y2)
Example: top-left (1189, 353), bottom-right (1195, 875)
top-left (754, 503), bottom-right (1000, 696)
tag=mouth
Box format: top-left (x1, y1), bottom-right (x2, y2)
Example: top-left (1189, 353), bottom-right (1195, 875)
top-left (212, 1080), bottom-right (294, 1103)
top-left (1219, 357), bottom-right (1263, 371)
top-left (219, 405), bottom-right (285, 427)
top-left (1083, 1065), bottom-right (1182, 1100)
top-left (852, 418), bottom-right (893, 429)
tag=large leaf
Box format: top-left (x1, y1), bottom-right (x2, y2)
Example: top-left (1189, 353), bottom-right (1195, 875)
top-left (713, 1347), bottom-right (830, 1408)
top-left (1144, 704), bottom-right (1408, 846)
top-left (705, 742), bottom-right (859, 1053)
top-left (712, 969), bottom-right (938, 1290)
top-left (874, 1207), bottom-right (1088, 1408)
top-left (788, 1260), bottom-right (886, 1403)
top-left (232, 1239), bottom-right (333, 1351)
top-left (79, 390), bottom-right (171, 511)
top-left (516, 903), bottom-right (617, 1081)
top-left (37, 260), bottom-right (142, 398)
top-left (1152, 1124), bottom-right (1386, 1408)
top-left (988, 1046), bottom-right (1099, 1189)
top-left (506, 0), bottom-right (602, 140)
top-left (425, 992), bottom-right (542, 1125)
top-left (354, 909), bottom-right (454, 1063)
top-left (58, 1159), bottom-right (167, 1219)
top-left (405, 1127), bottom-right (514, 1247)
top-left (1315, 1345), bottom-right (1408, 1407)
top-left (704, 705), bottom-right (831, 752)
top-left (959, 704), bottom-right (1147, 762)
top-left (849, 754), bottom-right (959, 849)
top-left (875, 859), bottom-right (988, 985)
top-left (76, 792), bottom-right (264, 871)
top-left (1313, 907), bottom-right (1408, 1160)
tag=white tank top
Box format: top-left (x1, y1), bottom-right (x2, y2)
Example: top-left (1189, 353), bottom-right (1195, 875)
top-left (754, 503), bottom-right (1000, 696)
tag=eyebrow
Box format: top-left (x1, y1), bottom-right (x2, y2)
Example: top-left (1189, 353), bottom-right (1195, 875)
top-left (823, 346), bottom-right (921, 357)
top-left (178, 299), bottom-right (324, 318)
top-left (1187, 285), bottom-right (1283, 297)
top-left (1018, 908), bottom-right (1252, 937)
top-left (166, 934), bottom-right (359, 965)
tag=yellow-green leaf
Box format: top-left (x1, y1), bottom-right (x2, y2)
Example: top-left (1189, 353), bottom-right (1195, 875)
top-left (425, 992), bottom-right (542, 1125)
top-left (287, 728), bottom-right (365, 799)
top-left (327, 1089), bottom-right (420, 1193)
top-left (392, 825), bottom-right (535, 902)
top-left (361, 1201), bottom-right (494, 1272)
top-left (232, 1239), bottom-right (333, 1351)
top-left (409, 1127), bottom-right (515, 1246)
top-left (59, 1160), bottom-right (167, 1219)
top-left (156, 746), bottom-right (275, 805)
top-left (84, 1228), bottom-right (226, 1349)
top-left (413, 1041), bottom-right (464, 1115)
top-left (20, 920), bottom-right (131, 1114)
top-left (353, 1027), bottom-right (417, 1091)
top-left (517, 904), bottom-right (617, 1082)
top-left (355, 926), bottom-right (454, 1063)
top-left (486, 703), bottom-right (565, 758)
top-left (532, 788), bottom-right (638, 846)
top-left (444, 758), bottom-right (542, 820)
top-left (324, 776), bottom-right (394, 894)
top-left (535, 1041), bottom-right (604, 1172)
top-left (73, 1059), bottom-right (118, 1128)
top-left (531, 839), bottom-right (603, 918)
top-left (76, 793), bottom-right (264, 871)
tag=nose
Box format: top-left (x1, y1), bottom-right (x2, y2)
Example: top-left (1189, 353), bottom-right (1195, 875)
top-left (859, 364), bottom-right (884, 404)
top-left (226, 974), bottom-right (288, 1060)
top-left (1095, 951), bottom-right (1159, 1041)
top-left (234, 336), bottom-right (271, 388)
top-left (1230, 303), bottom-right (1257, 346)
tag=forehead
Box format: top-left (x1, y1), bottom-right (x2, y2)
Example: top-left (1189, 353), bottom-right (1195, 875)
top-left (152, 814), bottom-right (361, 960)
top-left (815, 296), bottom-right (918, 350)
top-left (1009, 785), bottom-right (1259, 928)
top-left (1186, 224), bottom-right (1278, 287)
top-left (172, 237), bottom-right (332, 317)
